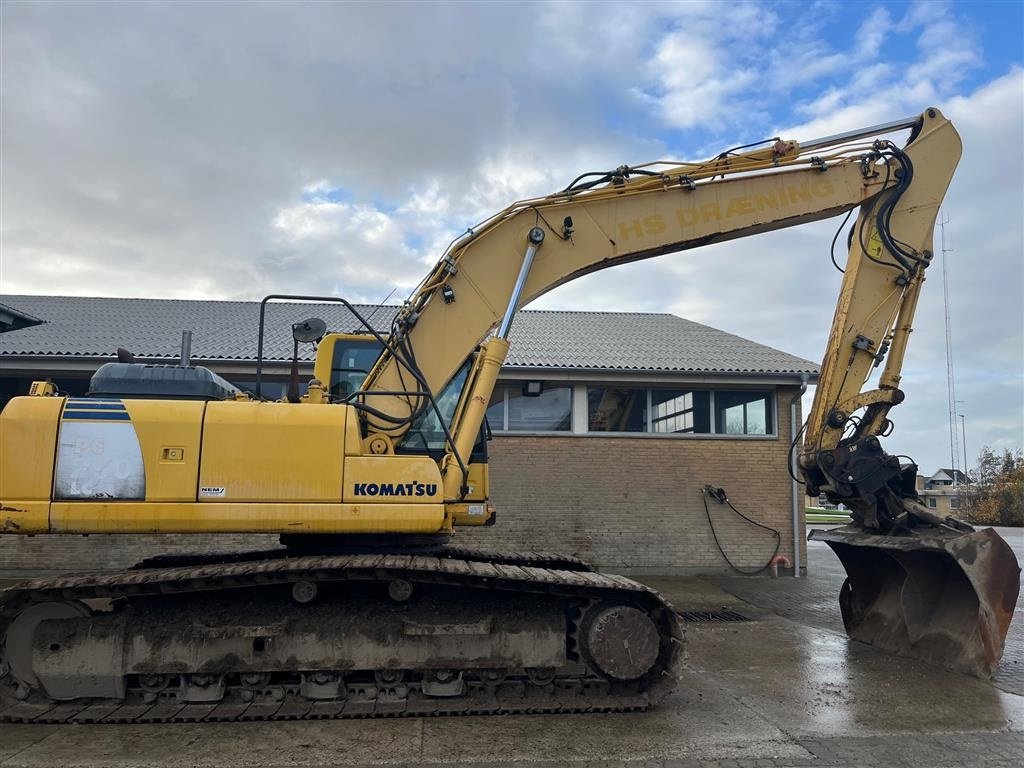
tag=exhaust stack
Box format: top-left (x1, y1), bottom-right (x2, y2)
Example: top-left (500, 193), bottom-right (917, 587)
top-left (180, 330), bottom-right (192, 367)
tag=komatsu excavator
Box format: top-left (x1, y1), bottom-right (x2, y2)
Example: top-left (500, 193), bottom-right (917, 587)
top-left (0, 108), bottom-right (1018, 723)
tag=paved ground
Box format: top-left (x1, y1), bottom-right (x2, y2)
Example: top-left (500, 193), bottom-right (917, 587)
top-left (0, 527), bottom-right (1020, 767)
top-left (710, 525), bottom-right (1024, 697)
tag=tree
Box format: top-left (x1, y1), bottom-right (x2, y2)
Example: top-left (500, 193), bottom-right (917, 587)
top-left (965, 446), bottom-right (1024, 527)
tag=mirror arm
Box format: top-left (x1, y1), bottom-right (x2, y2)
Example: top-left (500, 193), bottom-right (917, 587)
top-left (287, 337), bottom-right (301, 403)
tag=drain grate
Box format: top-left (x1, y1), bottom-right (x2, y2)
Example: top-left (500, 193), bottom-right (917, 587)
top-left (677, 608), bottom-right (750, 623)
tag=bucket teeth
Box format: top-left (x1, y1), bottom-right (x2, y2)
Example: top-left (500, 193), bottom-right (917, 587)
top-left (810, 525), bottom-right (1020, 678)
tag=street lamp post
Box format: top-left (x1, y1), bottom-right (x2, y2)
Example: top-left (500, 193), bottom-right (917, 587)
top-left (959, 413), bottom-right (968, 479)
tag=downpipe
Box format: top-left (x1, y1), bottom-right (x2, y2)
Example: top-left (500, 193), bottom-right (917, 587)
top-left (790, 374), bottom-right (809, 577)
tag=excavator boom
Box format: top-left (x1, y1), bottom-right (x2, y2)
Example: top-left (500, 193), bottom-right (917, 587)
top-left (347, 108), bottom-right (1018, 676)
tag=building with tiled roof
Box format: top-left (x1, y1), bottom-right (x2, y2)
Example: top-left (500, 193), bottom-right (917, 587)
top-left (0, 294), bottom-right (818, 576)
top-left (914, 468), bottom-right (972, 516)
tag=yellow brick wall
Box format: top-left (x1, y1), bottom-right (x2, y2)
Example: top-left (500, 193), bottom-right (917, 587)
top-left (465, 386), bottom-right (806, 574)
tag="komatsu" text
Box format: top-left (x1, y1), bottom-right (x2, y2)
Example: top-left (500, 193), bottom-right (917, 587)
top-left (353, 482), bottom-right (437, 497)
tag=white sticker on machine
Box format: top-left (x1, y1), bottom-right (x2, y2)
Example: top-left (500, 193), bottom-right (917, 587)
top-left (54, 420), bottom-right (146, 500)
top-left (200, 487), bottom-right (227, 498)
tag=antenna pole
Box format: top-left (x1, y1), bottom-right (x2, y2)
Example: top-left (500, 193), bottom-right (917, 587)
top-left (940, 213), bottom-right (960, 484)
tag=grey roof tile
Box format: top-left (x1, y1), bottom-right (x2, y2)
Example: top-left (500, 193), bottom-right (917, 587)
top-left (0, 295), bottom-right (396, 363)
top-left (0, 295), bottom-right (818, 376)
top-left (503, 310), bottom-right (818, 375)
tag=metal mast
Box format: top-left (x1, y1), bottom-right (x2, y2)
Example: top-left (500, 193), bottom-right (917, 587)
top-left (940, 213), bottom-right (960, 482)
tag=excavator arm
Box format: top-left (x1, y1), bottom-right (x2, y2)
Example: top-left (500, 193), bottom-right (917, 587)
top-left (358, 110), bottom-right (952, 506)
top-left (350, 108), bottom-right (1017, 676)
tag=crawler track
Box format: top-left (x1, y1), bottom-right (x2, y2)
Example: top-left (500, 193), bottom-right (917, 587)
top-left (0, 550), bottom-right (683, 723)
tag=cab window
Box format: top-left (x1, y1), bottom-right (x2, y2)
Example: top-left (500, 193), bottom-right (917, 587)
top-left (328, 337), bottom-right (383, 399)
top-left (401, 361), bottom-right (471, 453)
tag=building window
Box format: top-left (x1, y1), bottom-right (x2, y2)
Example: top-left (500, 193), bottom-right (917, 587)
top-left (485, 389), bottom-right (506, 431)
top-left (927, 497), bottom-right (937, 508)
top-left (489, 383), bottom-right (776, 437)
top-left (488, 384), bottom-right (572, 432)
top-left (950, 497), bottom-right (961, 509)
top-left (581, 385), bottom-right (773, 436)
top-left (651, 389), bottom-right (712, 434)
top-left (231, 379), bottom-right (293, 400)
top-left (714, 391), bottom-right (772, 435)
top-left (588, 387), bottom-right (646, 432)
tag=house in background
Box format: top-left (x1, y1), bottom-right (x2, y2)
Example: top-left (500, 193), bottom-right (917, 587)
top-left (917, 468), bottom-right (971, 514)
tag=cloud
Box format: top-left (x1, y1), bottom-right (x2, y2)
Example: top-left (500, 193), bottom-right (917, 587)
top-left (638, 2), bottom-right (779, 129)
top-left (0, 1), bottom-right (1020, 472)
top-left (857, 7), bottom-right (892, 60)
top-left (538, 68), bottom-right (1024, 472)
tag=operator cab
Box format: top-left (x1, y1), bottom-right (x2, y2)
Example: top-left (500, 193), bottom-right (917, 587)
top-left (313, 331), bottom-right (488, 461)
top-left (312, 333), bottom-right (385, 399)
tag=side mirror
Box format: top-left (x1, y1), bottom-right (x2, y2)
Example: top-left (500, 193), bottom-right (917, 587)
top-left (292, 317), bottom-right (327, 344)
top-left (287, 318), bottom-right (328, 403)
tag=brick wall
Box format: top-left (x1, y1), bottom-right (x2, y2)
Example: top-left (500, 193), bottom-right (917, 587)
top-left (0, 388), bottom-right (807, 575)
top-left (467, 388), bottom-right (806, 574)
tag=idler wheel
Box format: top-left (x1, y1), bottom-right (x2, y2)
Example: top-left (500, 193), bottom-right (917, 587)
top-left (3, 601), bottom-right (89, 690)
top-left (582, 605), bottom-right (660, 681)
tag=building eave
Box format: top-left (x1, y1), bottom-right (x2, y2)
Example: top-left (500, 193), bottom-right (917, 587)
top-left (499, 365), bottom-right (819, 386)
top-left (1, 355), bottom-right (820, 387)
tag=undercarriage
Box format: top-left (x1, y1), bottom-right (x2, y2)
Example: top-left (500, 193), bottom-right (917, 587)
top-left (0, 548), bottom-right (683, 723)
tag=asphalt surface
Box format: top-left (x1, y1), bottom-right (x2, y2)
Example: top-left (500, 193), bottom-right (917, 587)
top-left (0, 526), bottom-right (1020, 767)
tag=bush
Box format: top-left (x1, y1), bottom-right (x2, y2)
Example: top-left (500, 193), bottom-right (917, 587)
top-left (964, 447), bottom-right (1023, 527)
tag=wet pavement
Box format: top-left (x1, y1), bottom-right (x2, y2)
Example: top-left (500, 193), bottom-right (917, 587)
top-left (0, 527), bottom-right (1020, 767)
top-left (709, 525), bottom-right (1023, 696)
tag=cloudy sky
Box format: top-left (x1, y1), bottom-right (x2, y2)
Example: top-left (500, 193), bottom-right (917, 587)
top-left (1, 0), bottom-right (1021, 474)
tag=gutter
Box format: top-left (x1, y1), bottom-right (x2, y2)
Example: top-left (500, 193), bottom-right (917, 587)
top-left (494, 367), bottom-right (820, 387)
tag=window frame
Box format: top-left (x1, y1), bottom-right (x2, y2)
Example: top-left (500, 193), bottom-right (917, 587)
top-left (586, 385), bottom-right (649, 434)
top-left (487, 383), bottom-right (574, 434)
top-left (713, 389), bottom-right (774, 436)
top-left (488, 380), bottom-right (779, 440)
top-left (486, 387), bottom-right (508, 431)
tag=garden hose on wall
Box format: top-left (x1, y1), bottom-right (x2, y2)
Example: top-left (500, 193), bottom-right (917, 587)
top-left (701, 485), bottom-right (781, 575)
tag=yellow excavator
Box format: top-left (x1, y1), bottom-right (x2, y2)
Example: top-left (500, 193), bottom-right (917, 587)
top-left (0, 108), bottom-right (1018, 723)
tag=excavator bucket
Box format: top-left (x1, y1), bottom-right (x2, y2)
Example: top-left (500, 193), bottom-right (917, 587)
top-left (809, 525), bottom-right (1020, 678)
